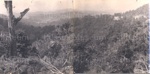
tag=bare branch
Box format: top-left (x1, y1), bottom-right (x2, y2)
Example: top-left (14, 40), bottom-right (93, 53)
top-left (14, 8), bottom-right (30, 25)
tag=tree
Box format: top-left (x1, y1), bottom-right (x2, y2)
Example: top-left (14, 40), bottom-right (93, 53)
top-left (4, 0), bottom-right (29, 56)
top-left (16, 30), bottom-right (32, 58)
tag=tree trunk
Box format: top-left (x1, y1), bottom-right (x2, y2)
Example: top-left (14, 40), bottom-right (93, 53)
top-left (5, 1), bottom-right (29, 57)
top-left (5, 1), bottom-right (16, 56)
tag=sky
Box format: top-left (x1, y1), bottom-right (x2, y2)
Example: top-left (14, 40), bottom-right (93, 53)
top-left (0, 0), bottom-right (149, 14)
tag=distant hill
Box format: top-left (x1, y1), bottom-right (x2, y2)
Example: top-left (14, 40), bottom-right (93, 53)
top-left (0, 4), bottom-right (149, 27)
top-left (123, 4), bottom-right (149, 17)
top-left (20, 10), bottom-right (101, 27)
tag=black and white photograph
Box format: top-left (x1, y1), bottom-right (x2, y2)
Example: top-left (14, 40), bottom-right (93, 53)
top-left (0, 0), bottom-right (149, 74)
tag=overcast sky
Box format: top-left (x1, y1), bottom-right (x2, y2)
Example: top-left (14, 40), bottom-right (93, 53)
top-left (0, 0), bottom-right (149, 14)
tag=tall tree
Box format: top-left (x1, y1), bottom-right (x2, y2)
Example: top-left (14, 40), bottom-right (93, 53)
top-left (4, 0), bottom-right (29, 56)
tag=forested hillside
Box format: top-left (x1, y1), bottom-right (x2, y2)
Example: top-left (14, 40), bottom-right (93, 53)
top-left (0, 4), bottom-right (149, 74)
